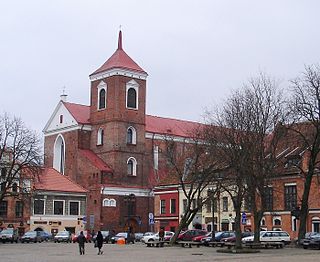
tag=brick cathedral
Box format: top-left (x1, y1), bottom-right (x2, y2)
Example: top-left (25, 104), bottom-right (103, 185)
top-left (43, 31), bottom-right (196, 233)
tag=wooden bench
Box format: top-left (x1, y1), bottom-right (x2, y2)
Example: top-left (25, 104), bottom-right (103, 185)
top-left (245, 242), bottom-right (284, 249)
top-left (205, 241), bottom-right (223, 247)
top-left (224, 242), bottom-right (236, 249)
top-left (178, 241), bottom-right (202, 248)
top-left (145, 241), bottom-right (167, 247)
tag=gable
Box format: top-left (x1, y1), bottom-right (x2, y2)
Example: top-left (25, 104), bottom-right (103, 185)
top-left (43, 101), bottom-right (80, 135)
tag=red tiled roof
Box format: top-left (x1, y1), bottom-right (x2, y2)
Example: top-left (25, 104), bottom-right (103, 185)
top-left (145, 115), bottom-right (205, 138)
top-left (63, 102), bottom-right (90, 124)
top-left (63, 102), bottom-right (203, 138)
top-left (91, 31), bottom-right (146, 75)
top-left (79, 149), bottom-right (113, 172)
top-left (35, 168), bottom-right (87, 193)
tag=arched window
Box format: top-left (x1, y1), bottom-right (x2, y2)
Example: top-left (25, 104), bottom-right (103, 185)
top-left (102, 198), bottom-right (116, 207)
top-left (97, 81), bottom-right (107, 110)
top-left (273, 217), bottom-right (282, 226)
top-left (127, 88), bottom-right (137, 108)
top-left (53, 135), bottom-right (65, 175)
top-left (127, 157), bottom-right (137, 176)
top-left (97, 128), bottom-right (104, 146)
top-left (126, 126), bottom-right (137, 144)
top-left (126, 80), bottom-right (139, 109)
top-left (261, 218), bottom-right (266, 226)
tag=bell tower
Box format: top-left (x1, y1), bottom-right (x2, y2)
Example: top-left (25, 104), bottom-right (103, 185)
top-left (89, 31), bottom-right (148, 187)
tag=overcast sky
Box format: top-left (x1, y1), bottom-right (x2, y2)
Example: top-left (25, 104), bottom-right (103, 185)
top-left (1, 0), bottom-right (320, 136)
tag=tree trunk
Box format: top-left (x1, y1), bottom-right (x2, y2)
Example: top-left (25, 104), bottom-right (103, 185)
top-left (253, 210), bottom-right (263, 243)
top-left (298, 168), bottom-right (314, 242)
top-left (234, 204), bottom-right (242, 249)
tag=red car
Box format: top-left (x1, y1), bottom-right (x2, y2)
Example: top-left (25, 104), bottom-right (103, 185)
top-left (192, 232), bottom-right (212, 242)
top-left (177, 229), bottom-right (208, 241)
top-left (72, 230), bottom-right (92, 243)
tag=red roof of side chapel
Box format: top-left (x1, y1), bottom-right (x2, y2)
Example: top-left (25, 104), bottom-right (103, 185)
top-left (79, 149), bottom-right (113, 172)
top-left (35, 168), bottom-right (87, 194)
top-left (90, 31), bottom-right (146, 75)
top-left (63, 101), bottom-right (203, 138)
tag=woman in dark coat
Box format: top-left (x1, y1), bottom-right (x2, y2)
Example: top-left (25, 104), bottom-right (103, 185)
top-left (96, 231), bottom-right (104, 255)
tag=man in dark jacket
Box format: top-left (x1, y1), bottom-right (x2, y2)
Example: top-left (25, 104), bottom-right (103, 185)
top-left (96, 231), bottom-right (104, 255)
top-left (78, 231), bottom-right (86, 255)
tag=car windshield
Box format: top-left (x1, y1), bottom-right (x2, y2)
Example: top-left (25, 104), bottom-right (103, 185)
top-left (25, 231), bottom-right (36, 236)
top-left (116, 233), bottom-right (127, 237)
top-left (57, 232), bottom-right (69, 236)
top-left (1, 229), bottom-right (13, 234)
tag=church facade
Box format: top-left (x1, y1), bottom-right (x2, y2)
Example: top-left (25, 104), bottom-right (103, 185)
top-left (43, 31), bottom-right (198, 233)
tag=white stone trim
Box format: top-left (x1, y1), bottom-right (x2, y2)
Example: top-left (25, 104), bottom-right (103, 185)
top-left (44, 125), bottom-right (92, 137)
top-left (145, 132), bottom-right (196, 143)
top-left (90, 68), bottom-right (148, 82)
top-left (155, 217), bottom-right (179, 220)
top-left (127, 157), bottom-right (137, 176)
top-left (30, 215), bottom-right (82, 221)
top-left (97, 81), bottom-right (107, 110)
top-left (284, 182), bottom-right (297, 186)
top-left (100, 186), bottom-right (151, 197)
top-left (154, 190), bottom-right (179, 195)
top-left (35, 191), bottom-right (86, 197)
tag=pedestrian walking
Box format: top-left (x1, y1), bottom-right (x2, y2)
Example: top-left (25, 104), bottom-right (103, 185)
top-left (96, 231), bottom-right (104, 255)
top-left (159, 227), bottom-right (165, 241)
top-left (78, 231), bottom-right (86, 255)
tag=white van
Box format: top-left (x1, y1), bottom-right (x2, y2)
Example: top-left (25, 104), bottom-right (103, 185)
top-left (242, 231), bottom-right (291, 244)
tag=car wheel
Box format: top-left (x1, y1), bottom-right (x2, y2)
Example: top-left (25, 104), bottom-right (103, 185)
top-left (303, 245), bottom-right (308, 249)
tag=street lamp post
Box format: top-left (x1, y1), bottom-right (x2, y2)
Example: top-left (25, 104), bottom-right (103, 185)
top-left (208, 189), bottom-right (215, 241)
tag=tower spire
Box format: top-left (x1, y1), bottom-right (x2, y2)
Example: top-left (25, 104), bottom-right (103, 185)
top-left (118, 29), bottom-right (123, 50)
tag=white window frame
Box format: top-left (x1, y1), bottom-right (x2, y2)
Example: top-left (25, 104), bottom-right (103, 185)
top-left (97, 81), bottom-right (107, 110)
top-left (97, 127), bottom-right (104, 146)
top-left (69, 200), bottom-right (80, 216)
top-left (292, 216), bottom-right (297, 231)
top-left (160, 199), bottom-right (166, 214)
top-left (53, 200), bottom-right (65, 216)
top-left (126, 80), bottom-right (139, 110)
top-left (273, 216), bottom-right (282, 226)
top-left (127, 126), bottom-right (137, 145)
top-left (102, 198), bottom-right (116, 207)
top-left (127, 157), bottom-right (137, 176)
top-left (33, 199), bottom-right (46, 215)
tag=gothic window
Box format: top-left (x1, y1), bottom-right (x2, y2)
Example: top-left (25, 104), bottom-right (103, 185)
top-left (97, 128), bottom-right (104, 146)
top-left (127, 127), bottom-right (137, 144)
top-left (284, 184), bottom-right (297, 210)
top-left (53, 135), bottom-right (65, 175)
top-left (34, 199), bottom-right (45, 215)
top-left (97, 81), bottom-right (107, 110)
top-left (127, 157), bottom-right (137, 176)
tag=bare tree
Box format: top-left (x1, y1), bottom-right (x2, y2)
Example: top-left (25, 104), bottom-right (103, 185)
top-left (0, 113), bottom-right (42, 203)
top-left (288, 65), bottom-right (320, 242)
top-left (161, 127), bottom-right (226, 245)
top-left (206, 73), bottom-right (285, 248)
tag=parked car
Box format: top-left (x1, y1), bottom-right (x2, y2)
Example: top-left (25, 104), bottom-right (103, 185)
top-left (92, 231), bottom-right (109, 243)
top-left (54, 231), bottom-right (72, 243)
top-left (0, 228), bottom-right (19, 243)
top-left (177, 229), bottom-right (208, 241)
top-left (201, 231), bottom-right (234, 245)
top-left (221, 232), bottom-right (252, 243)
top-left (21, 231), bottom-right (44, 243)
top-left (72, 230), bottom-right (92, 243)
top-left (299, 232), bottom-right (320, 245)
top-left (242, 231), bottom-right (291, 244)
top-left (302, 233), bottom-right (320, 249)
top-left (192, 232), bottom-right (212, 242)
top-left (110, 232), bottom-right (128, 244)
top-left (40, 231), bottom-right (53, 241)
top-left (134, 232), bottom-right (144, 242)
top-left (141, 231), bottom-right (174, 243)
